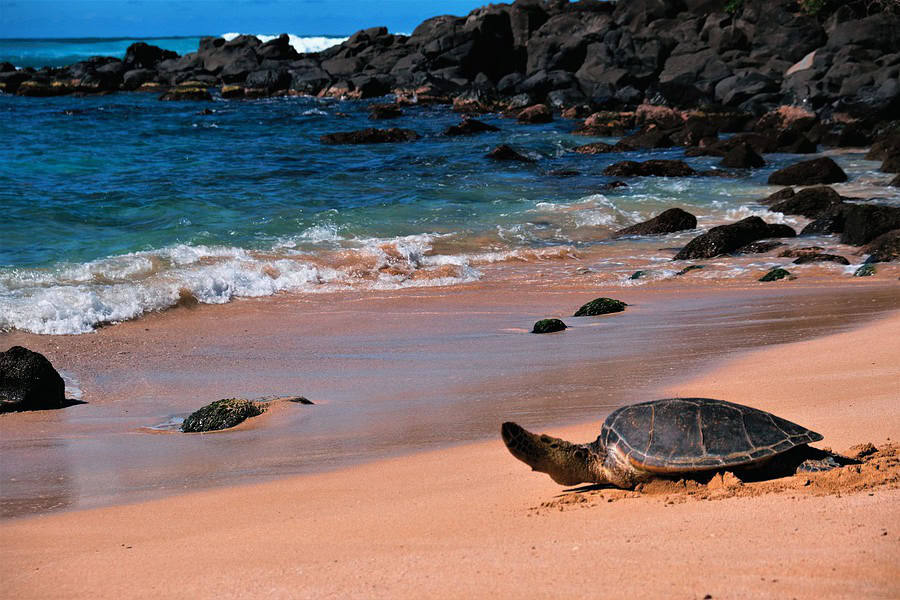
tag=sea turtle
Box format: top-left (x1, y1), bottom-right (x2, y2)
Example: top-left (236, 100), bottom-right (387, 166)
top-left (501, 397), bottom-right (841, 489)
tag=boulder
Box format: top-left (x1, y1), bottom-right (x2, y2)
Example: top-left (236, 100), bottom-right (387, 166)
top-left (158, 83), bottom-right (212, 101)
top-left (573, 297), bottom-right (627, 317)
top-left (768, 186), bottom-right (842, 218)
top-left (320, 128), bottom-right (419, 144)
top-left (787, 252), bottom-right (850, 265)
top-left (736, 240), bottom-right (784, 254)
top-left (616, 127), bottom-right (675, 150)
top-left (245, 69), bottom-right (291, 93)
top-left (443, 118), bottom-right (500, 136)
top-left (124, 42), bottom-right (178, 69)
top-left (572, 142), bottom-right (617, 154)
top-left (181, 398), bottom-right (263, 432)
top-left (122, 68), bottom-right (156, 90)
top-left (767, 157), bottom-right (848, 185)
top-left (517, 103), bottom-right (553, 124)
top-left (486, 144), bottom-right (535, 162)
top-left (615, 208), bottom-right (697, 237)
top-left (862, 229), bottom-right (900, 263)
top-left (532, 318), bottom-right (567, 334)
top-left (673, 216), bottom-right (796, 260)
top-left (720, 142), bottom-right (765, 168)
top-left (881, 154), bottom-right (900, 173)
top-left (759, 267), bottom-right (792, 282)
top-left (840, 204), bottom-right (900, 246)
top-left (369, 103), bottom-right (404, 120)
top-left (603, 160), bottom-right (697, 177)
top-left (760, 187), bottom-right (795, 205)
top-left (0, 346), bottom-right (66, 413)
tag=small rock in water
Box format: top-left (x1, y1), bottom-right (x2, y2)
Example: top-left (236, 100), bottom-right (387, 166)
top-left (792, 253), bottom-right (849, 265)
top-left (286, 396), bottom-right (314, 405)
top-left (629, 270), bottom-right (647, 280)
top-left (181, 398), bottom-right (263, 432)
top-left (486, 144), bottom-right (535, 163)
top-left (853, 264), bottom-right (876, 277)
top-left (675, 265), bottom-right (704, 276)
top-left (573, 297), bottom-right (627, 317)
top-left (759, 267), bottom-right (792, 282)
top-left (532, 319), bottom-right (567, 334)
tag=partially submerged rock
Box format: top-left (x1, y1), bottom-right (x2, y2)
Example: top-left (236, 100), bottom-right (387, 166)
top-left (532, 318), bottom-right (566, 334)
top-left (486, 144), bottom-right (535, 163)
top-left (572, 142), bottom-right (617, 154)
top-left (792, 253), bottom-right (849, 265)
top-left (853, 264), bottom-right (876, 277)
top-left (615, 208), bottom-right (697, 237)
top-left (736, 241), bottom-right (784, 254)
top-left (181, 398), bottom-right (264, 432)
top-left (517, 104), bottom-right (552, 124)
top-left (0, 346), bottom-right (67, 413)
top-left (768, 186), bottom-right (842, 218)
top-left (603, 160), bottom-right (696, 177)
top-left (767, 157), bottom-right (848, 185)
top-left (759, 268), bottom-right (792, 282)
top-left (443, 118), bottom-right (499, 136)
top-left (320, 128), bottom-right (419, 145)
top-left (840, 204), bottom-right (900, 246)
top-left (368, 103), bottom-right (403, 120)
top-left (719, 143), bottom-right (764, 169)
top-left (675, 264), bottom-right (704, 276)
top-left (573, 297), bottom-right (627, 317)
top-left (861, 229), bottom-right (900, 263)
top-left (674, 217), bottom-right (796, 260)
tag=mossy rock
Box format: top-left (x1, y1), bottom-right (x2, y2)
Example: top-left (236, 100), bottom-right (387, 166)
top-left (853, 264), bottom-right (876, 277)
top-left (573, 297), bottom-right (628, 317)
top-left (759, 267), bottom-right (792, 282)
top-left (181, 398), bottom-right (263, 432)
top-left (532, 318), bottom-right (567, 334)
top-left (675, 264), bottom-right (704, 276)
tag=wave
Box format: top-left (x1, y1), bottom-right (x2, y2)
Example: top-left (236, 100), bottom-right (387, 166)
top-left (220, 33), bottom-right (348, 54)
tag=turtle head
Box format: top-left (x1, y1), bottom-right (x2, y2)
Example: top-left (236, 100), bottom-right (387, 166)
top-left (501, 422), bottom-right (602, 486)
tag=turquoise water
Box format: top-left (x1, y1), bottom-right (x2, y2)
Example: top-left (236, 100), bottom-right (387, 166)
top-left (0, 90), bottom-right (886, 334)
top-left (0, 37), bottom-right (204, 68)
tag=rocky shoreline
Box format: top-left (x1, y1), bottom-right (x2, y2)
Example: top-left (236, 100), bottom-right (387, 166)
top-left (1, 1), bottom-right (897, 118)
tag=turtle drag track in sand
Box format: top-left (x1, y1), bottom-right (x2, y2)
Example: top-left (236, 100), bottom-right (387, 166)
top-left (531, 443), bottom-right (900, 513)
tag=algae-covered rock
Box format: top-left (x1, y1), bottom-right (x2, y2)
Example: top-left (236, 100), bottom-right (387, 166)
top-left (759, 268), bottom-right (792, 282)
top-left (853, 264), bottom-right (876, 277)
top-left (532, 319), bottom-right (567, 334)
top-left (181, 398), bottom-right (263, 432)
top-left (629, 270), bottom-right (647, 280)
top-left (573, 297), bottom-right (627, 317)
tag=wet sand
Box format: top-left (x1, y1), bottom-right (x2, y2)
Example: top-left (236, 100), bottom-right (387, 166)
top-left (1, 274), bottom-right (899, 517)
top-left (1, 284), bottom-right (898, 599)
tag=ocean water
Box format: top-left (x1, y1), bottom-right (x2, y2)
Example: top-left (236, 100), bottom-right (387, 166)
top-left (0, 88), bottom-right (892, 335)
top-left (0, 34), bottom-right (347, 69)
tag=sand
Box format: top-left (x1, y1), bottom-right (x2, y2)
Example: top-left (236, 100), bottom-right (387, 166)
top-left (2, 291), bottom-right (899, 598)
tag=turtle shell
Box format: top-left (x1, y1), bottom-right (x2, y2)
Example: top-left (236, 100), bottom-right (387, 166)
top-left (599, 398), bottom-right (823, 473)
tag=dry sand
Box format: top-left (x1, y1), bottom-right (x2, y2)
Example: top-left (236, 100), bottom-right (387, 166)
top-left (2, 301), bottom-right (899, 598)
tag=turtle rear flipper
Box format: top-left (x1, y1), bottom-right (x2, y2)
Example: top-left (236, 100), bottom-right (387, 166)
top-left (796, 455), bottom-right (842, 473)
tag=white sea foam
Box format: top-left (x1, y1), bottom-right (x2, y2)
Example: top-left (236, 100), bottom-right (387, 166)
top-left (221, 33), bottom-right (348, 54)
top-left (0, 235), bottom-right (494, 335)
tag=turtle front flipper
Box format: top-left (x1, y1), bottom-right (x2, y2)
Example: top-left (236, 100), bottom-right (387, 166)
top-left (501, 422), bottom-right (605, 486)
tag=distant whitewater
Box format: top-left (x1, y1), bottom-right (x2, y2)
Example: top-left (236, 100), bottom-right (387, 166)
top-left (221, 33), bottom-right (347, 54)
top-left (0, 34), bottom-right (348, 69)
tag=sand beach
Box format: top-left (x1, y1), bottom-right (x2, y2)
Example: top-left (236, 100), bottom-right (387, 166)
top-left (2, 272), bottom-right (899, 599)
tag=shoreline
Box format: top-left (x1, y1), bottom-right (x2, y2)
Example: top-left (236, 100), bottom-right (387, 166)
top-left (2, 276), bottom-right (899, 518)
top-left (2, 292), bottom-right (898, 598)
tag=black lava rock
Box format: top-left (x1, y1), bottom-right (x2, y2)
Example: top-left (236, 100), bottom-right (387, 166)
top-left (603, 160), bottom-right (697, 177)
top-left (532, 318), bottom-right (567, 334)
top-left (320, 128), bottom-right (420, 144)
top-left (767, 157), bottom-right (848, 186)
top-left (673, 217), bottom-right (796, 260)
top-left (615, 208), bottom-right (697, 237)
top-left (486, 144), bottom-right (535, 162)
top-left (769, 186), bottom-right (843, 219)
top-left (0, 346), bottom-right (66, 413)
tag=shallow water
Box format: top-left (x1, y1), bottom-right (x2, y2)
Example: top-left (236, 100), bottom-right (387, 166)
top-left (1, 283), bottom-right (898, 518)
top-left (2, 91), bottom-right (897, 334)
